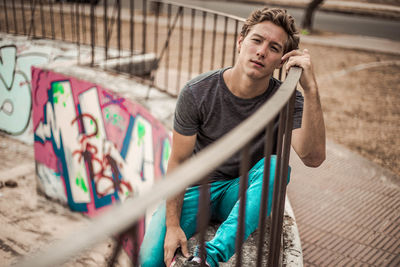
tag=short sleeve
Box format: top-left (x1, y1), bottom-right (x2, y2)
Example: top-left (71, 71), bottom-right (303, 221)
top-left (293, 90), bottom-right (304, 129)
top-left (173, 86), bottom-right (200, 136)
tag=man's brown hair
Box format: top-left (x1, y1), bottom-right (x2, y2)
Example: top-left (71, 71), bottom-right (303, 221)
top-left (241, 7), bottom-right (300, 54)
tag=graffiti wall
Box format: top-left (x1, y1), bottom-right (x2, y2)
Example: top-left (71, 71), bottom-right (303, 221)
top-left (0, 40), bottom-right (81, 144)
top-left (32, 67), bottom-right (171, 255)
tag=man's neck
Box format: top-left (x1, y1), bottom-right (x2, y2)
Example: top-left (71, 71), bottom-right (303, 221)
top-left (223, 67), bottom-right (272, 99)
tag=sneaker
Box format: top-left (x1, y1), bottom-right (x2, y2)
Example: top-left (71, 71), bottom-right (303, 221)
top-left (183, 256), bottom-right (210, 267)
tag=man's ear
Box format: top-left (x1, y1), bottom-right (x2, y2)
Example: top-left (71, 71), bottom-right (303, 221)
top-left (237, 35), bottom-right (244, 53)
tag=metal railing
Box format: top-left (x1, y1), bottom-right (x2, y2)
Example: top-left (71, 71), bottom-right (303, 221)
top-left (0, 0), bottom-right (249, 96)
top-left (16, 66), bottom-right (302, 267)
top-left (2, 0), bottom-right (303, 266)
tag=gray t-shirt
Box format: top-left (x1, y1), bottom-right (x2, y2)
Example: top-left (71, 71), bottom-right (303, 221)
top-left (174, 68), bottom-right (304, 181)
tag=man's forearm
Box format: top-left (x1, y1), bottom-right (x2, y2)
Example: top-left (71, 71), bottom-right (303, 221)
top-left (166, 191), bottom-right (185, 227)
top-left (293, 85), bottom-right (326, 167)
top-left (165, 158), bottom-right (186, 228)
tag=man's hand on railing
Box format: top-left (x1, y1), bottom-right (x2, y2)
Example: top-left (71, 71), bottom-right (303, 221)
top-left (164, 226), bottom-right (190, 266)
top-left (282, 48), bottom-right (317, 92)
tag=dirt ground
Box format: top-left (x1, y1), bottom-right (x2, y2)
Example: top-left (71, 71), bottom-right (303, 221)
top-left (299, 40), bottom-right (400, 177)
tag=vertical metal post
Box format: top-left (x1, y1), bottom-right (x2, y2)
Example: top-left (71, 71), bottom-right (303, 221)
top-left (142, 0), bottom-right (148, 78)
top-left (28, 0), bottom-right (37, 38)
top-left (107, 236), bottom-right (123, 267)
top-left (130, 0), bottom-right (135, 55)
top-left (81, 3), bottom-right (87, 44)
top-left (129, 223), bottom-right (140, 267)
top-left (176, 7), bottom-right (184, 94)
top-left (235, 144), bottom-right (250, 267)
top-left (268, 105), bottom-right (287, 266)
top-left (221, 16), bottom-right (228, 68)
top-left (49, 0), bottom-right (55, 39)
top-left (3, 0), bottom-right (9, 33)
top-left (106, 0), bottom-right (116, 49)
top-left (164, 3), bottom-right (171, 90)
top-left (117, 0), bottom-right (121, 68)
top-left (210, 14), bottom-right (217, 70)
top-left (149, 1), bottom-right (160, 93)
top-left (153, 1), bottom-right (159, 55)
top-left (104, 0), bottom-right (108, 62)
top-left (39, 0), bottom-right (45, 37)
top-left (11, 0), bottom-right (18, 33)
top-left (273, 93), bottom-right (296, 266)
top-left (76, 1), bottom-right (81, 63)
top-left (129, 0), bottom-right (134, 76)
top-left (188, 9), bottom-right (195, 80)
top-left (197, 180), bottom-right (210, 267)
top-left (60, 0), bottom-right (65, 40)
top-left (90, 0), bottom-right (96, 66)
top-left (70, 1), bottom-right (76, 42)
top-left (199, 11), bottom-right (206, 74)
top-left (232, 20), bottom-right (239, 66)
top-left (142, 0), bottom-right (147, 54)
top-left (21, 0), bottom-right (27, 35)
top-left (30, 0), bottom-right (35, 37)
top-left (256, 121), bottom-right (274, 266)
top-left (107, 154), bottom-right (124, 266)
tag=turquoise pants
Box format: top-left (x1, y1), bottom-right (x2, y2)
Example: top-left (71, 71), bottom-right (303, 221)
top-left (139, 156), bottom-right (290, 267)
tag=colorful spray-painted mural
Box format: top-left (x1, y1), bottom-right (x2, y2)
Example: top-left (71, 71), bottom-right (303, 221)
top-left (0, 41), bottom-right (82, 144)
top-left (32, 67), bottom-right (171, 256)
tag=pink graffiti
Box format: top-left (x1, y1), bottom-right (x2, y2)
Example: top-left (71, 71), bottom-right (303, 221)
top-left (102, 91), bottom-right (129, 112)
top-left (71, 113), bottom-right (133, 198)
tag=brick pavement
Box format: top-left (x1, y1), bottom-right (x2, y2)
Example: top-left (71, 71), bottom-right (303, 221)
top-left (288, 141), bottom-right (400, 266)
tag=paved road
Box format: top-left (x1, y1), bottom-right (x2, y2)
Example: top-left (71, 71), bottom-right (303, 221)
top-left (109, 0), bottom-right (400, 41)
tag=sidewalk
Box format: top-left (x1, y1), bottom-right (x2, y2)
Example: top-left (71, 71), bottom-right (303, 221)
top-left (287, 142), bottom-right (400, 266)
top-left (242, 0), bottom-right (400, 19)
top-left (301, 34), bottom-right (400, 55)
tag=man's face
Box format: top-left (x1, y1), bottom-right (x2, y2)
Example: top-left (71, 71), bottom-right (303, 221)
top-left (237, 21), bottom-right (288, 80)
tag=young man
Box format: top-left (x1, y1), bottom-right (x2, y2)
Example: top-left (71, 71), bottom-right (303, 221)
top-left (140, 7), bottom-right (325, 267)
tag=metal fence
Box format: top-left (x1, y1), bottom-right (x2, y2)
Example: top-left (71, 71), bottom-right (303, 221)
top-left (15, 67), bottom-right (301, 267)
top-left (2, 0), bottom-right (302, 266)
top-left (0, 0), bottom-right (267, 95)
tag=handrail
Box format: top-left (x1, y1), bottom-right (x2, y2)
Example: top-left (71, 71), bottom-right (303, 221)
top-left (15, 67), bottom-right (302, 267)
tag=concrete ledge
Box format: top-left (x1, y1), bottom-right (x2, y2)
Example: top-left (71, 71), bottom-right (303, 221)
top-left (43, 61), bottom-right (177, 130)
top-left (97, 53), bottom-right (158, 77)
